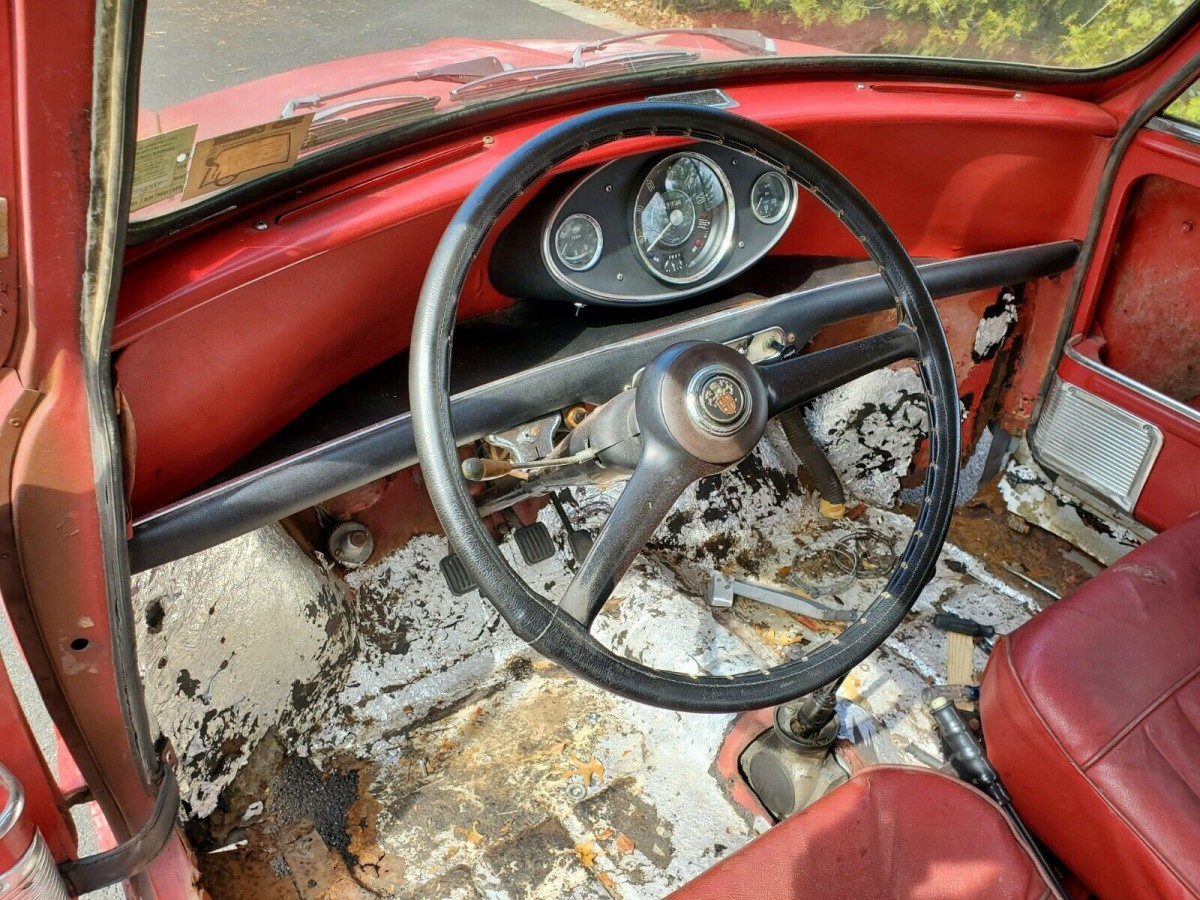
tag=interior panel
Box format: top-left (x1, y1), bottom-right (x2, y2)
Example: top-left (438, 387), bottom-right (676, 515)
top-left (1045, 124), bottom-right (1200, 532)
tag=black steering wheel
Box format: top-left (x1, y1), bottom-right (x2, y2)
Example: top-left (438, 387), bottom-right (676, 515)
top-left (410, 102), bottom-right (959, 713)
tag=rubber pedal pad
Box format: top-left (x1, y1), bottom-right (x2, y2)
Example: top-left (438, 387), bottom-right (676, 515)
top-left (513, 522), bottom-right (556, 564)
top-left (439, 553), bottom-right (478, 596)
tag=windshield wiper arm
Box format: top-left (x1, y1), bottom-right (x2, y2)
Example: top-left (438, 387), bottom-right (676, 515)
top-left (449, 48), bottom-right (699, 102)
top-left (281, 56), bottom-right (505, 118)
top-left (577, 27), bottom-right (776, 57)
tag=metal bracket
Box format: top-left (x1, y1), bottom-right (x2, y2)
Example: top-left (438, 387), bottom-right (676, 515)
top-left (58, 767), bottom-right (180, 897)
top-left (484, 412), bottom-right (562, 464)
top-left (707, 571), bottom-right (857, 621)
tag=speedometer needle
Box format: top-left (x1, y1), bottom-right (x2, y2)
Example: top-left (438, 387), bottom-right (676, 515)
top-left (644, 220), bottom-right (673, 254)
top-left (644, 204), bottom-right (686, 253)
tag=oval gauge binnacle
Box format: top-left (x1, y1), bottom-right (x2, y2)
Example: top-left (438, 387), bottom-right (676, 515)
top-left (631, 152), bottom-right (734, 285)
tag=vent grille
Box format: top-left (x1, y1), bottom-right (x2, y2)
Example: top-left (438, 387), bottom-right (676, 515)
top-left (646, 88), bottom-right (738, 109)
top-left (1032, 377), bottom-right (1162, 513)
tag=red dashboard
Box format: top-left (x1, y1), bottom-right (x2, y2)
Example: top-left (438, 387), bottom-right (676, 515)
top-left (115, 78), bottom-right (1115, 515)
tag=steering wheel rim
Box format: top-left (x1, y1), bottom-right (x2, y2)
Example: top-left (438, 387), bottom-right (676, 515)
top-left (410, 102), bottom-right (959, 713)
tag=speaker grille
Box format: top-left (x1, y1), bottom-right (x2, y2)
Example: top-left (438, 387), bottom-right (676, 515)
top-left (1032, 377), bottom-right (1162, 513)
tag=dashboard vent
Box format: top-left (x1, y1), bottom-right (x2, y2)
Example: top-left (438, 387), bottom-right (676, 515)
top-left (646, 88), bottom-right (738, 109)
top-left (1032, 376), bottom-right (1162, 513)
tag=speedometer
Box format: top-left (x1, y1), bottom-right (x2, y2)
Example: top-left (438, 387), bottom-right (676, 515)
top-left (631, 152), bottom-right (734, 285)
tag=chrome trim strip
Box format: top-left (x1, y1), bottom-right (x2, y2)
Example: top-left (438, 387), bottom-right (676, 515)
top-left (1146, 114), bottom-right (1200, 146)
top-left (1063, 334), bottom-right (1200, 429)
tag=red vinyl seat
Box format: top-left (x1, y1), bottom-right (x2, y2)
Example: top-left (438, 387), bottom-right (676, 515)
top-left (670, 766), bottom-right (1057, 899)
top-left (981, 513), bottom-right (1200, 899)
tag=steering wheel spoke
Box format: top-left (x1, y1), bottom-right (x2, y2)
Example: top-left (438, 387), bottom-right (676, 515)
top-left (559, 445), bottom-right (706, 627)
top-left (762, 325), bottom-right (920, 416)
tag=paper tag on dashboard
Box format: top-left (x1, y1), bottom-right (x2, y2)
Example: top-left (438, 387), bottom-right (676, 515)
top-left (130, 124), bottom-right (197, 211)
top-left (182, 114), bottom-right (313, 201)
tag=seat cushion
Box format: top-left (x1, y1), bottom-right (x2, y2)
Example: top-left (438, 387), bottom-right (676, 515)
top-left (670, 766), bottom-right (1055, 899)
top-left (981, 513), bottom-right (1200, 899)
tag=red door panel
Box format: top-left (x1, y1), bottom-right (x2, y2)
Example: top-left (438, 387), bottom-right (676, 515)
top-left (1049, 124), bottom-right (1200, 532)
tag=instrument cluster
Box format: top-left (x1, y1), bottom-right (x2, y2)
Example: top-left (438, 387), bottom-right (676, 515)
top-left (490, 144), bottom-right (797, 306)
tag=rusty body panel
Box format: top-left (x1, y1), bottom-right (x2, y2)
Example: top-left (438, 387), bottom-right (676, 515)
top-left (1094, 175), bottom-right (1200, 405)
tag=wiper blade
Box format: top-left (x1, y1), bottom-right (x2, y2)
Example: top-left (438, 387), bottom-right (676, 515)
top-left (449, 48), bottom-right (699, 102)
top-left (281, 56), bottom-right (505, 118)
top-left (577, 27), bottom-right (777, 57)
top-left (303, 95), bottom-right (440, 149)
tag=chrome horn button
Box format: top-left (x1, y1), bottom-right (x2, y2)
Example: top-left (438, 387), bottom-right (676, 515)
top-left (686, 365), bottom-right (752, 436)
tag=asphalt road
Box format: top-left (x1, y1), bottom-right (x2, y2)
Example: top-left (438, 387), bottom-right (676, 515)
top-left (141, 0), bottom-right (623, 110)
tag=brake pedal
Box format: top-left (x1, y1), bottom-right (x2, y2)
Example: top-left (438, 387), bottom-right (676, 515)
top-left (439, 553), bottom-right (478, 596)
top-left (513, 521), bottom-right (556, 564)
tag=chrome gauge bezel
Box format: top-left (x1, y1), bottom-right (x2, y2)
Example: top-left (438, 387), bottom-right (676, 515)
top-left (553, 213), bottom-right (604, 272)
top-left (630, 151), bottom-right (736, 286)
top-left (750, 171), bottom-right (793, 225)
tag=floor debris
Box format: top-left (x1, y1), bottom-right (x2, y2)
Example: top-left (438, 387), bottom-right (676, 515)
top-left (1000, 441), bottom-right (1145, 565)
top-left (182, 423), bottom-right (1099, 897)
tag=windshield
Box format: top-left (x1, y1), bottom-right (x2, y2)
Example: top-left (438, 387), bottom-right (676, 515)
top-left (133, 0), bottom-right (1196, 220)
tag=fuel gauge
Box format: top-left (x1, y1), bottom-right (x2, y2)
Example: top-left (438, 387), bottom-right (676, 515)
top-left (554, 213), bottom-right (604, 272)
top-left (750, 171), bottom-right (791, 225)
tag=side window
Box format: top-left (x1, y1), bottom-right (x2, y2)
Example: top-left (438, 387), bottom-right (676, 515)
top-left (1165, 81), bottom-right (1200, 126)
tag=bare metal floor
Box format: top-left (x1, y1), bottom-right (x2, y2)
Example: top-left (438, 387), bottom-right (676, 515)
top-left (190, 431), bottom-right (1077, 898)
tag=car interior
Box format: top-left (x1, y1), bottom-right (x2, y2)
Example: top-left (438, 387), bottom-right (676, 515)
top-left (5, 3), bottom-right (1200, 897)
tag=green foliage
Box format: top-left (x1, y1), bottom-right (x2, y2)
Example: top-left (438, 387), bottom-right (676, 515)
top-left (1166, 81), bottom-right (1200, 125)
top-left (729, 0), bottom-right (1185, 67)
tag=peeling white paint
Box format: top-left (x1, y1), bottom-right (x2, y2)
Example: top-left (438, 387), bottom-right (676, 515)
top-left (1000, 441), bottom-right (1142, 565)
top-left (972, 290), bottom-right (1018, 361)
top-left (805, 367), bottom-right (928, 507)
top-left (133, 524), bottom-right (356, 817)
top-left (147, 410), bottom-right (1058, 895)
top-left (286, 442), bottom-right (1043, 896)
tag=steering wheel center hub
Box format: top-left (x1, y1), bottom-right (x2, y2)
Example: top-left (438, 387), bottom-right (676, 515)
top-left (640, 341), bottom-right (769, 467)
top-left (688, 366), bottom-right (752, 435)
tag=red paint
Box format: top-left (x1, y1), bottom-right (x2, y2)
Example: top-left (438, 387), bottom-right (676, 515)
top-left (117, 80), bottom-right (1115, 514)
top-left (1057, 340), bottom-right (1200, 533)
top-left (715, 708), bottom-right (776, 823)
top-left (1094, 175), bottom-right (1200, 404)
top-left (1054, 124), bottom-right (1200, 532)
top-left (0, 0), bottom-right (202, 893)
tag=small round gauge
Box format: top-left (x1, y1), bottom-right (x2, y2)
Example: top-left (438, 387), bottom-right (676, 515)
top-left (751, 171), bottom-right (792, 225)
top-left (632, 152), bottom-right (734, 285)
top-left (554, 213), bottom-right (604, 272)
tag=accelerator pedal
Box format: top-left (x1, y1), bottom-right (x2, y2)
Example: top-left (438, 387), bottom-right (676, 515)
top-left (550, 491), bottom-right (594, 562)
top-left (566, 528), bottom-right (594, 562)
top-left (439, 553), bottom-right (478, 596)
